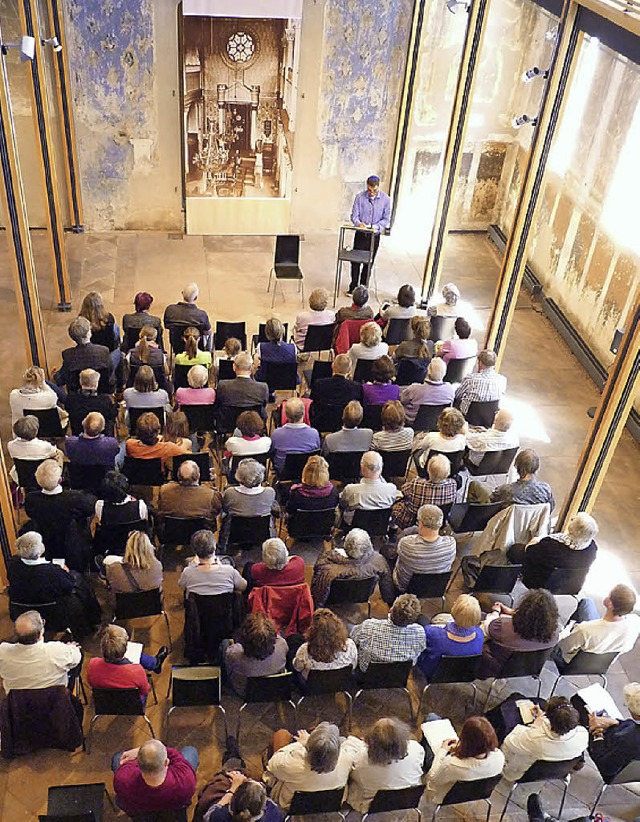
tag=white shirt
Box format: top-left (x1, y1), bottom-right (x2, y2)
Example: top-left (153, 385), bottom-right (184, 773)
top-left (348, 342), bottom-right (389, 372)
top-left (558, 614), bottom-right (640, 663)
top-left (0, 638), bottom-right (82, 692)
top-left (225, 435), bottom-right (271, 457)
top-left (426, 746), bottom-right (505, 803)
top-left (466, 427), bottom-right (520, 466)
top-left (292, 638), bottom-right (358, 679)
top-left (294, 309), bottom-right (336, 347)
top-left (347, 739), bottom-right (425, 812)
top-left (265, 736), bottom-right (363, 810)
top-left (7, 437), bottom-right (60, 483)
top-left (9, 385), bottom-right (61, 425)
top-left (501, 717), bottom-right (588, 782)
top-left (340, 477), bottom-right (399, 524)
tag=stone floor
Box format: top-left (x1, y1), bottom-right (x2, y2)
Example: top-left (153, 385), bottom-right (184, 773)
top-left (0, 229), bottom-right (638, 820)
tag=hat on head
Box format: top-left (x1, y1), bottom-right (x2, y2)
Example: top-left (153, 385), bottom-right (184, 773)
top-left (624, 682), bottom-right (640, 715)
top-left (134, 292), bottom-right (153, 312)
top-left (442, 282), bottom-right (460, 298)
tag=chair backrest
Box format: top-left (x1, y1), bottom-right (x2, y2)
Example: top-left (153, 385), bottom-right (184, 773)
top-left (130, 809), bottom-right (188, 822)
top-left (216, 404), bottom-right (263, 435)
top-left (451, 501), bottom-right (505, 533)
top-left (304, 665), bottom-right (355, 696)
top-left (309, 359), bottom-right (332, 385)
top-left (92, 687), bottom-right (144, 716)
top-left (367, 785), bottom-right (425, 815)
top-left (168, 323), bottom-right (207, 355)
top-left (385, 318), bottom-right (412, 346)
top-left (264, 361), bottom-right (298, 392)
top-left (303, 324), bottom-right (336, 353)
top-left (380, 449), bottom-right (411, 480)
top-left (171, 451), bottom-right (211, 480)
top-left (68, 367), bottom-right (111, 394)
top-left (46, 782), bottom-right (106, 822)
top-left (413, 403), bottom-right (451, 433)
top-left (281, 450), bottom-right (320, 482)
top-left (190, 592), bottom-right (236, 658)
top-left (500, 646), bottom-right (552, 678)
top-left (359, 660), bottom-right (412, 689)
top-left (274, 234), bottom-right (300, 265)
top-left (326, 575), bottom-right (376, 606)
top-left (443, 356), bottom-right (476, 384)
top-left (474, 563), bottom-right (522, 595)
top-left (428, 449), bottom-right (465, 475)
top-left (465, 400), bottom-right (500, 427)
top-left (561, 650), bottom-right (619, 676)
top-left (441, 773), bottom-right (502, 806)
top-left (244, 671), bottom-right (293, 703)
top-left (173, 363), bottom-right (192, 389)
top-left (520, 755), bottom-right (584, 783)
top-left (13, 457), bottom-right (45, 491)
top-left (288, 787), bottom-right (344, 817)
top-left (256, 322), bottom-right (289, 345)
top-left (114, 588), bottom-right (163, 620)
top-left (124, 326), bottom-right (143, 351)
top-left (127, 363), bottom-right (167, 392)
top-left (129, 406), bottom-right (165, 433)
top-left (228, 514), bottom-right (272, 547)
top-left (407, 570), bottom-right (452, 599)
top-left (215, 321), bottom-right (247, 351)
top-left (180, 403), bottom-right (216, 434)
top-left (545, 566), bottom-right (588, 596)
top-left (610, 758), bottom-right (640, 785)
top-left (228, 451), bottom-right (269, 484)
top-left (24, 407), bottom-right (66, 438)
top-left (353, 358), bottom-right (375, 383)
top-left (430, 653), bottom-right (483, 684)
top-left (162, 516), bottom-right (214, 544)
top-left (170, 665), bottom-right (222, 707)
top-left (350, 507), bottom-right (392, 536)
top-left (287, 507), bottom-right (336, 540)
top-left (39, 814), bottom-right (95, 821)
top-left (362, 404), bottom-right (383, 431)
top-left (469, 447), bottom-right (519, 477)
top-left (395, 359), bottom-right (428, 386)
top-left (309, 402), bottom-right (344, 433)
top-left (9, 599), bottom-right (68, 632)
top-left (217, 359), bottom-right (236, 382)
top-left (429, 315), bottom-right (457, 343)
top-left (93, 519), bottom-right (148, 556)
top-left (326, 451), bottom-right (365, 483)
top-left (122, 456), bottom-right (165, 486)
top-left (68, 463), bottom-right (108, 493)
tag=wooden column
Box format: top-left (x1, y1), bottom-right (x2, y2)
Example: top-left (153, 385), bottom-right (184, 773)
top-left (420, 0), bottom-right (492, 302)
top-left (0, 34), bottom-right (49, 371)
top-left (558, 301), bottom-right (640, 528)
top-left (19, 0), bottom-right (72, 310)
top-left (0, 441), bottom-right (17, 587)
top-left (44, 0), bottom-right (83, 232)
top-left (483, 0), bottom-right (578, 367)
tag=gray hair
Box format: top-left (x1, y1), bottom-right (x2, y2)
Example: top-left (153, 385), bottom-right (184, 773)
top-left (234, 351), bottom-right (253, 373)
top-left (182, 283), bottom-right (199, 302)
top-left (262, 538), bottom-right (288, 571)
top-left (417, 504), bottom-right (443, 530)
top-left (79, 368), bottom-right (99, 389)
top-left (15, 531), bottom-right (45, 560)
top-left (344, 528), bottom-right (372, 560)
top-left (178, 460), bottom-right (200, 485)
top-left (624, 682), bottom-right (640, 717)
top-left (13, 415), bottom-right (39, 441)
top-left (567, 513), bottom-right (598, 549)
top-left (68, 316), bottom-right (91, 344)
top-left (427, 454), bottom-right (450, 482)
top-left (427, 357), bottom-right (446, 382)
top-left (360, 451), bottom-right (382, 475)
top-left (35, 459), bottom-right (62, 492)
top-left (306, 722), bottom-right (341, 773)
top-left (138, 739), bottom-right (169, 775)
top-left (236, 458), bottom-right (265, 488)
top-left (285, 397), bottom-right (305, 423)
top-left (187, 364), bottom-right (209, 388)
top-left (15, 610), bottom-right (44, 644)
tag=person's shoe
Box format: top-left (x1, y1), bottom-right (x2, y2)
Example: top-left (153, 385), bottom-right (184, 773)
top-left (345, 288), bottom-right (354, 297)
top-left (153, 646), bottom-right (169, 674)
top-left (526, 793), bottom-right (545, 822)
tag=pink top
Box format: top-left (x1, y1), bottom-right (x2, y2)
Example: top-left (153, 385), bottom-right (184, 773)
top-left (251, 555), bottom-right (305, 587)
top-left (439, 338), bottom-right (478, 364)
top-left (175, 386), bottom-right (216, 406)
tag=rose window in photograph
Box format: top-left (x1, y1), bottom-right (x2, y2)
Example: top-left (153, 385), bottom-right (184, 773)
top-left (226, 32), bottom-right (255, 63)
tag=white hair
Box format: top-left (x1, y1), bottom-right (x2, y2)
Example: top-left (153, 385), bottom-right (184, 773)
top-left (624, 682), bottom-right (640, 717)
top-left (182, 283), bottom-right (199, 302)
top-left (417, 504), bottom-right (443, 530)
top-left (262, 538), bottom-right (288, 571)
top-left (15, 532), bottom-right (45, 560)
top-left (35, 459), bottom-right (62, 492)
top-left (427, 358), bottom-right (446, 382)
top-left (234, 351), bottom-right (253, 373)
top-left (567, 513), bottom-right (598, 549)
top-left (360, 451), bottom-right (382, 474)
top-left (344, 528), bottom-right (372, 559)
top-left (236, 458), bottom-right (265, 488)
top-left (187, 364), bottom-right (209, 388)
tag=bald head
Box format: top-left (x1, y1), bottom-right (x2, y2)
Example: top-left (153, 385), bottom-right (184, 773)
top-left (177, 460), bottom-right (200, 486)
top-left (83, 411), bottom-right (105, 437)
top-left (15, 611), bottom-right (44, 645)
top-left (493, 409), bottom-right (513, 432)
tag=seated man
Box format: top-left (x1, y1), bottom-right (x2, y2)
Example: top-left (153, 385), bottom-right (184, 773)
top-left (335, 285), bottom-right (374, 325)
top-left (63, 368), bottom-right (117, 436)
top-left (113, 739), bottom-right (198, 817)
top-left (472, 448), bottom-right (554, 509)
top-left (215, 351), bottom-right (270, 427)
top-left (556, 584), bottom-right (640, 664)
top-left (465, 408), bottom-right (520, 466)
top-left (163, 282), bottom-right (212, 345)
top-left (310, 353), bottom-right (363, 409)
top-left (158, 459), bottom-right (222, 521)
top-left (393, 454), bottom-right (457, 530)
top-left (454, 349), bottom-right (506, 415)
top-left (270, 398), bottom-right (321, 476)
top-left (587, 682), bottom-right (640, 783)
top-left (87, 625), bottom-right (168, 701)
top-left (65, 411), bottom-right (119, 468)
top-left (351, 593), bottom-right (426, 672)
top-left (54, 316), bottom-right (115, 393)
top-left (399, 357), bottom-right (454, 424)
top-left (338, 451), bottom-right (399, 526)
top-left (322, 400), bottom-right (373, 454)
top-left (7, 414), bottom-right (63, 483)
top-left (178, 529), bottom-right (247, 596)
top-left (0, 610), bottom-right (81, 692)
top-left (393, 504), bottom-right (456, 593)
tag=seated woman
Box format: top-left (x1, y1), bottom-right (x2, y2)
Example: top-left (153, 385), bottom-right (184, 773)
top-left (246, 538), bottom-right (305, 589)
top-left (348, 718), bottom-right (425, 812)
top-left (214, 337), bottom-right (241, 377)
top-left (380, 284), bottom-right (418, 321)
top-left (418, 594), bottom-right (484, 679)
top-left (438, 317), bottom-right (477, 364)
top-left (121, 291), bottom-right (163, 351)
top-left (219, 459), bottom-right (277, 549)
top-left (348, 322), bottom-right (389, 374)
top-left (480, 588), bottom-right (559, 678)
top-left (264, 722), bottom-right (363, 811)
top-left (292, 608), bottom-right (357, 681)
top-left (175, 364), bottom-right (216, 407)
top-left (203, 775), bottom-right (283, 822)
top-left (8, 414), bottom-right (63, 484)
top-left (254, 318), bottom-right (297, 382)
top-left (413, 407), bottom-right (467, 469)
top-left (371, 400), bottom-right (414, 452)
top-left (95, 471), bottom-right (148, 526)
top-left (179, 530), bottom-right (247, 596)
top-left (80, 290), bottom-right (122, 370)
top-left (393, 454), bottom-right (457, 530)
top-left (127, 325), bottom-right (166, 370)
top-left (425, 716), bottom-right (504, 803)
top-left (175, 326), bottom-right (213, 368)
top-left (123, 365), bottom-right (171, 425)
top-left (87, 625), bottom-right (168, 702)
top-left (223, 612), bottom-right (288, 696)
top-left (362, 356), bottom-right (399, 406)
top-left (311, 528), bottom-right (394, 607)
top-left (393, 316), bottom-right (433, 365)
top-left (104, 530), bottom-right (163, 594)
top-left (160, 410), bottom-right (193, 453)
top-left (10, 365), bottom-right (66, 425)
top-left (225, 410), bottom-right (271, 462)
top-left (125, 412), bottom-right (188, 466)
top-left (293, 288), bottom-right (336, 349)
top-left (286, 455), bottom-right (339, 517)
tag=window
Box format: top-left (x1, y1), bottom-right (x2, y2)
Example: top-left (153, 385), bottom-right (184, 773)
top-left (226, 32), bottom-right (255, 63)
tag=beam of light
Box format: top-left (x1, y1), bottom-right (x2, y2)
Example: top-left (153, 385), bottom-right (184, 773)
top-left (500, 395), bottom-right (551, 443)
top-left (581, 547), bottom-right (637, 602)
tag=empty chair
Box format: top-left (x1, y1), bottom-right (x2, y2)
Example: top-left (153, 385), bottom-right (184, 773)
top-left (302, 323), bottom-right (336, 355)
top-left (285, 787), bottom-right (347, 822)
top-left (24, 407), bottom-right (66, 438)
top-left (295, 666), bottom-right (355, 731)
top-left (88, 687), bottom-right (155, 752)
top-left (166, 665), bottom-right (227, 734)
top-left (428, 315), bottom-right (457, 343)
top-left (287, 507), bottom-right (336, 541)
top-left (407, 570), bottom-right (452, 612)
top-left (412, 404), bottom-right (450, 433)
top-left (385, 318), bottom-right (412, 346)
top-left (268, 235), bottom-right (305, 308)
top-left (395, 359), bottom-right (428, 386)
top-left (122, 456), bottom-right (165, 486)
top-left (499, 756), bottom-right (584, 822)
top-left (0, 685), bottom-right (84, 758)
top-left (350, 507), bottom-right (393, 537)
top-left (214, 321), bottom-right (247, 350)
top-left (353, 660), bottom-right (413, 722)
top-left (590, 759), bottom-right (640, 817)
top-left (549, 650), bottom-right (619, 698)
top-left (418, 654), bottom-right (483, 719)
top-left (431, 774), bottom-right (502, 822)
top-left (113, 588), bottom-right (172, 651)
top-left (464, 400), bottom-right (500, 427)
top-left (443, 356), bottom-right (476, 384)
top-left (362, 785), bottom-right (425, 822)
top-left (379, 449), bottom-right (411, 481)
top-left (326, 576), bottom-right (377, 619)
top-left (237, 672), bottom-right (295, 744)
top-left (40, 783), bottom-right (109, 822)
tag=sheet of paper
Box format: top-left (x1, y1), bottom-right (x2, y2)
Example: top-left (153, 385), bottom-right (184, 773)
top-left (125, 641), bottom-right (143, 666)
top-left (421, 718), bottom-right (458, 751)
top-left (516, 699), bottom-right (536, 724)
top-left (577, 683), bottom-right (623, 720)
top-left (52, 558), bottom-right (65, 567)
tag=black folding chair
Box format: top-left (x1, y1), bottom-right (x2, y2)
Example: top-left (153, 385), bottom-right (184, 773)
top-left (127, 363), bottom-right (168, 392)
top-left (227, 451), bottom-right (269, 484)
top-left (308, 359), bottom-right (332, 386)
top-left (419, 654), bottom-right (483, 718)
top-left (129, 406), bottom-right (165, 432)
top-left (113, 588), bottom-right (172, 651)
top-left (326, 576), bottom-right (377, 619)
top-left (443, 356), bottom-right (476, 383)
top-left (466, 447), bottom-right (519, 477)
top-left (350, 507), bottom-right (393, 537)
top-left (284, 787), bottom-right (346, 822)
top-left (41, 783), bottom-right (110, 822)
top-left (13, 457), bottom-right (45, 492)
top-left (227, 515), bottom-right (272, 549)
top-left (252, 322), bottom-right (289, 352)
top-left (302, 323), bottom-right (336, 355)
top-left (173, 363), bottom-right (192, 390)
top-left (590, 758), bottom-right (640, 816)
top-left (326, 451), bottom-right (365, 483)
top-left (362, 404), bottom-right (383, 431)
top-left (214, 321), bottom-right (247, 351)
top-left (160, 516), bottom-right (214, 548)
top-left (185, 591), bottom-right (238, 664)
top-left (24, 407), bottom-right (67, 438)
top-left (414, 449), bottom-right (464, 479)
top-left (407, 570), bottom-right (452, 611)
top-left (9, 598), bottom-right (69, 634)
top-left (379, 449), bottom-right (411, 480)
top-left (353, 660), bottom-right (414, 722)
top-left (309, 402), bottom-right (344, 433)
top-left (68, 367), bottom-right (111, 395)
top-left (544, 566), bottom-right (589, 596)
top-left (464, 400), bottom-right (500, 427)
top-left (171, 451), bottom-right (212, 480)
top-left (549, 650), bottom-right (619, 698)
top-left (216, 404), bottom-right (263, 435)
top-left (413, 404), bottom-right (450, 432)
top-left (122, 456), bottom-right (165, 486)
top-left (268, 235), bottom-right (304, 309)
top-left (181, 403), bottom-right (216, 434)
top-left (431, 773), bottom-right (502, 822)
top-left (93, 518), bottom-right (148, 556)
top-left (385, 318), bottom-right (412, 345)
top-left (295, 666), bottom-right (355, 731)
top-left (68, 463), bottom-right (108, 494)
top-left (280, 450), bottom-right (321, 482)
top-left (237, 672), bottom-right (295, 744)
top-left (264, 361), bottom-right (298, 393)
top-left (168, 322), bottom-right (208, 356)
top-left (166, 665), bottom-right (227, 735)
top-left (353, 359), bottom-right (375, 383)
top-left (217, 359), bottom-right (235, 382)
top-left (472, 563), bottom-right (523, 605)
top-left (88, 688), bottom-right (155, 753)
top-left (363, 785), bottom-right (425, 822)
top-left (286, 507), bottom-right (336, 541)
top-left (448, 501), bottom-right (505, 533)
top-left (428, 315), bottom-right (457, 343)
top-left (499, 756), bottom-right (584, 822)
top-left (395, 359), bottom-right (428, 386)
top-left (483, 646), bottom-right (553, 706)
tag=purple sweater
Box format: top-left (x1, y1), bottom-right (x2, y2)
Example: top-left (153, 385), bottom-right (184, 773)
top-left (270, 424), bottom-right (321, 474)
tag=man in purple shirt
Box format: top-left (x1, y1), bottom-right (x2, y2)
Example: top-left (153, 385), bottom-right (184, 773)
top-left (348, 176), bottom-right (391, 293)
top-left (65, 411), bottom-right (119, 467)
top-left (270, 398), bottom-right (321, 475)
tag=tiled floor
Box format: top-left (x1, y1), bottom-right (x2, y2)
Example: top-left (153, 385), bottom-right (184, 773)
top-left (0, 230), bottom-right (638, 820)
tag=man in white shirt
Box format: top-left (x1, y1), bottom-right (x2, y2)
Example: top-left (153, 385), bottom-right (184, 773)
top-left (501, 696), bottom-right (588, 782)
top-left (339, 451), bottom-right (399, 526)
top-left (7, 415), bottom-right (63, 483)
top-left (0, 610), bottom-right (82, 693)
top-left (557, 584), bottom-right (640, 664)
top-left (393, 504), bottom-right (456, 592)
top-left (465, 408), bottom-right (520, 466)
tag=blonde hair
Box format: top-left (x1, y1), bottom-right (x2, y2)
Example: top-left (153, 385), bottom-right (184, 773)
top-left (101, 624), bottom-right (128, 662)
top-left (22, 365), bottom-right (45, 391)
top-left (309, 288), bottom-right (329, 312)
top-left (438, 407), bottom-right (465, 437)
top-left (302, 455), bottom-right (330, 488)
top-left (183, 326), bottom-right (201, 360)
top-left (79, 291), bottom-right (110, 331)
top-left (136, 325), bottom-right (158, 364)
top-left (123, 531), bottom-right (156, 571)
top-left (427, 454), bottom-right (450, 482)
top-left (451, 594), bottom-right (482, 629)
top-left (360, 322), bottom-right (382, 348)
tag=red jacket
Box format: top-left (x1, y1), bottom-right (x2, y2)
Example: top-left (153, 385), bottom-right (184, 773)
top-left (248, 583), bottom-right (313, 636)
top-left (87, 657), bottom-right (150, 696)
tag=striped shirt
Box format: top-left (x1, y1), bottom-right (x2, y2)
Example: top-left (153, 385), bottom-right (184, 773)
top-left (351, 618), bottom-right (426, 672)
top-left (393, 531), bottom-right (457, 591)
top-left (371, 427), bottom-right (414, 452)
top-left (454, 368), bottom-right (507, 414)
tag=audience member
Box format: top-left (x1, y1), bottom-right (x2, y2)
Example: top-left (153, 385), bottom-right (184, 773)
top-left (216, 352), bottom-right (269, 425)
top-left (270, 398), bottom-right (321, 475)
top-left (10, 365), bottom-right (65, 424)
top-left (215, 337), bottom-right (242, 376)
top-left (24, 459), bottom-right (96, 570)
top-left (351, 593), bottom-right (426, 672)
top-left (254, 318), bottom-right (297, 381)
top-left (175, 364), bottom-right (216, 408)
top-left (483, 448), bottom-right (554, 509)
top-left (204, 775), bottom-right (282, 822)
top-left (179, 530), bottom-right (247, 596)
top-left (428, 282), bottom-right (475, 323)
top-left (348, 718), bottom-right (425, 812)
top-left (79, 291), bottom-right (121, 354)
top-left (65, 411), bottom-right (119, 467)
top-left (161, 410), bottom-right (194, 453)
top-left (113, 739), bottom-right (199, 817)
top-left (418, 594), bottom-right (484, 678)
top-left (293, 288), bottom-right (335, 349)
top-left (335, 285), bottom-right (374, 324)
top-left (0, 610), bottom-right (82, 692)
top-left (125, 412), bottom-right (188, 466)
top-left (310, 354), bottom-right (363, 412)
top-left (380, 284), bottom-right (418, 321)
top-left (322, 401), bottom-right (372, 454)
top-left (127, 325), bottom-right (166, 375)
top-left (158, 459), bottom-right (222, 520)
top-left (94, 471), bottom-right (148, 525)
top-left (338, 451), bottom-right (399, 526)
top-left (393, 454), bottom-right (457, 530)
top-left (175, 326), bottom-right (213, 368)
top-left (247, 538), bottom-right (305, 588)
top-left (8, 415), bottom-right (63, 483)
top-left (311, 528), bottom-right (394, 607)
top-left (556, 584), bottom-right (640, 663)
top-left (399, 357), bottom-right (454, 424)
top-left (454, 349), bottom-right (506, 415)
top-left (465, 408), bottom-right (519, 466)
top-left (63, 368), bottom-right (116, 437)
top-left (263, 722), bottom-right (361, 811)
top-left (104, 530), bottom-right (163, 594)
top-left (348, 322), bottom-right (389, 373)
top-left (413, 407), bottom-right (466, 470)
top-left (224, 613), bottom-right (288, 695)
top-left (292, 608), bottom-right (358, 680)
top-left (54, 317), bottom-right (115, 393)
top-left (362, 356), bottom-right (399, 405)
top-left (501, 696), bottom-right (588, 782)
top-left (123, 365), bottom-right (171, 418)
top-left (164, 282), bottom-right (212, 339)
top-left (219, 459), bottom-right (277, 548)
top-left (371, 400), bottom-right (414, 452)
top-left (286, 455), bottom-right (339, 515)
top-left (225, 411), bottom-right (271, 460)
top-left (87, 625), bottom-right (168, 699)
top-left (393, 315), bottom-right (432, 362)
top-left (481, 589), bottom-right (559, 678)
top-left (121, 291), bottom-right (163, 350)
top-left (587, 682), bottom-right (640, 782)
top-left (393, 505), bottom-right (456, 592)
top-left (438, 317), bottom-right (478, 364)
top-left (516, 513), bottom-right (599, 591)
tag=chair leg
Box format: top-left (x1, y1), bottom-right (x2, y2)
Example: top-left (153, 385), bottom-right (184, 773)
top-left (402, 687), bottom-right (414, 723)
top-left (295, 695), bottom-right (305, 729)
top-left (162, 610), bottom-right (173, 652)
top-left (559, 776), bottom-right (570, 818)
top-left (237, 703), bottom-right (248, 743)
top-left (217, 704), bottom-right (228, 738)
top-left (267, 268), bottom-right (273, 293)
top-left (271, 280), bottom-right (277, 309)
top-left (548, 674), bottom-right (561, 699)
top-left (536, 675), bottom-right (542, 699)
top-left (591, 782), bottom-right (608, 816)
top-left (143, 715), bottom-right (156, 739)
top-left (485, 798), bottom-right (492, 822)
top-left (418, 685), bottom-right (428, 721)
top-left (431, 804), bottom-right (441, 822)
top-left (86, 715), bottom-right (100, 754)
top-left (149, 675), bottom-right (158, 705)
top-left (499, 783), bottom-right (516, 822)
top-left (344, 691), bottom-right (353, 733)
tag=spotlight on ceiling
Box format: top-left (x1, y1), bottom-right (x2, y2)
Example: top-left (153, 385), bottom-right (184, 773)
top-left (512, 114), bottom-right (538, 128)
top-left (0, 35), bottom-right (36, 62)
top-left (446, 0), bottom-right (470, 13)
top-left (522, 66), bottom-right (549, 83)
top-left (41, 36), bottom-right (62, 53)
